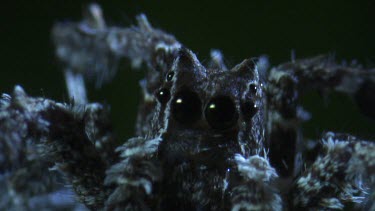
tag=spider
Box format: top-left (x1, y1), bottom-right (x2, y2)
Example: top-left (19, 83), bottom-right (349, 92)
top-left (1, 3), bottom-right (374, 211)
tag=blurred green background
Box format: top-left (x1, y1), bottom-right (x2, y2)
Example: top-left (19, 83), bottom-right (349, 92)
top-left (1, 1), bottom-right (374, 141)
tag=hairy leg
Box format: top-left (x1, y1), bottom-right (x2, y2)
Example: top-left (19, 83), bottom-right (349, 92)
top-left (292, 132), bottom-right (375, 209)
top-left (0, 86), bottom-right (117, 209)
top-left (267, 55), bottom-right (375, 178)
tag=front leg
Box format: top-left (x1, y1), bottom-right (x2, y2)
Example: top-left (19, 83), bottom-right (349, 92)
top-left (0, 86), bottom-right (116, 209)
top-left (105, 137), bottom-right (163, 210)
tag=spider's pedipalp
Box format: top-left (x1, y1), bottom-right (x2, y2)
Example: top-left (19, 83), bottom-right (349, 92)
top-left (231, 154), bottom-right (282, 210)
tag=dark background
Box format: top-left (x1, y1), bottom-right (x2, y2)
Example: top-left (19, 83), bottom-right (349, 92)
top-left (1, 0), bottom-right (374, 141)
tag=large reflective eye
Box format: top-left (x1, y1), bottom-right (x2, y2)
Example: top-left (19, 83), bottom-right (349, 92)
top-left (172, 89), bottom-right (202, 125)
top-left (205, 96), bottom-right (238, 130)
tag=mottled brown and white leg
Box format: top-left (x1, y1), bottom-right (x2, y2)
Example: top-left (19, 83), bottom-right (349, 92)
top-left (0, 87), bottom-right (117, 209)
top-left (292, 132), bottom-right (375, 209)
top-left (267, 56), bottom-right (375, 179)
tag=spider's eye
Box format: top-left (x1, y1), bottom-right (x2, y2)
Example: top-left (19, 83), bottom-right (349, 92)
top-left (172, 89), bottom-right (201, 125)
top-left (205, 96), bottom-right (238, 130)
top-left (166, 71), bottom-right (174, 81)
top-left (241, 100), bottom-right (258, 121)
top-left (249, 84), bottom-right (257, 94)
top-left (156, 88), bottom-right (170, 104)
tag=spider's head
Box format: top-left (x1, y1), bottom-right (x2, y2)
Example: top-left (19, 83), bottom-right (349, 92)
top-left (153, 48), bottom-right (264, 168)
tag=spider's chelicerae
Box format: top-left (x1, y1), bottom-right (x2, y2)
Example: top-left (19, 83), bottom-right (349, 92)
top-left (1, 4), bottom-right (374, 211)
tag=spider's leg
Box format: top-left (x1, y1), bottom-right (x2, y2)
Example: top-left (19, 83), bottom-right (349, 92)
top-left (266, 56), bottom-right (375, 178)
top-left (104, 137), bottom-right (162, 210)
top-left (272, 55), bottom-right (375, 94)
top-left (292, 132), bottom-right (375, 209)
top-left (0, 86), bottom-right (116, 209)
top-left (0, 91), bottom-right (80, 210)
top-left (269, 55), bottom-right (375, 121)
top-left (208, 49), bottom-right (228, 70)
top-left (266, 59), bottom-right (302, 179)
top-left (53, 3), bottom-right (181, 88)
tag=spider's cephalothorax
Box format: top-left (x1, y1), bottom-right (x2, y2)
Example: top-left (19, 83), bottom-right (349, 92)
top-left (1, 4), bottom-right (374, 211)
top-left (136, 47), bottom-right (269, 209)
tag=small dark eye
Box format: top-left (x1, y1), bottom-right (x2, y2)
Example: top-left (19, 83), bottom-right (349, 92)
top-left (205, 96), bottom-right (238, 130)
top-left (166, 71), bottom-right (175, 81)
top-left (172, 89), bottom-right (202, 125)
top-left (249, 84), bottom-right (257, 94)
top-left (240, 101), bottom-right (258, 121)
top-left (156, 88), bottom-right (170, 104)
